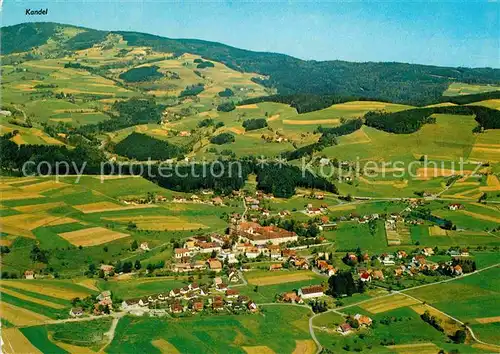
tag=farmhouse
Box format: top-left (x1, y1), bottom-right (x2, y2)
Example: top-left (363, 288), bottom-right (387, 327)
top-left (140, 242), bottom-right (150, 251)
top-left (269, 264), bottom-right (283, 271)
top-left (100, 264), bottom-right (115, 276)
top-left (298, 285), bottom-right (324, 299)
top-left (121, 298), bottom-right (141, 311)
top-left (198, 242), bottom-right (222, 254)
top-left (175, 248), bottom-right (191, 259)
top-left (24, 270), bottom-right (35, 280)
top-left (282, 292), bottom-right (303, 304)
top-left (207, 259), bottom-right (223, 272)
top-left (359, 272), bottom-right (372, 282)
top-left (337, 323), bottom-right (352, 335)
top-left (422, 247), bottom-right (435, 256)
top-left (448, 203), bottom-right (464, 211)
top-left (354, 314), bottom-right (373, 327)
top-left (236, 222), bottom-right (298, 245)
top-left (69, 307), bottom-right (83, 317)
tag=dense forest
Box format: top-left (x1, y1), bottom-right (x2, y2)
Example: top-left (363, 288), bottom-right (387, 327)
top-left (3, 23), bottom-right (500, 105)
top-left (114, 132), bottom-right (185, 160)
top-left (255, 163), bottom-right (338, 198)
top-left (210, 133), bottom-right (235, 145)
top-left (365, 105), bottom-right (500, 133)
top-left (179, 83), bottom-right (205, 97)
top-left (118, 65), bottom-right (164, 82)
top-left (242, 118), bottom-right (268, 131)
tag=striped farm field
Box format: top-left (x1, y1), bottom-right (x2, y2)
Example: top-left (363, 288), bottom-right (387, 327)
top-left (475, 316), bottom-right (500, 324)
top-left (236, 104), bottom-right (259, 109)
top-left (0, 224), bottom-right (34, 238)
top-left (72, 201), bottom-right (158, 214)
top-left (0, 301), bottom-right (50, 326)
top-left (59, 226), bottom-right (129, 246)
top-left (101, 215), bottom-right (207, 231)
top-left (0, 212), bottom-right (77, 231)
top-left (428, 225), bottom-right (448, 236)
top-left (0, 190), bottom-right (44, 200)
top-left (387, 342), bottom-right (442, 354)
top-left (1, 328), bottom-right (43, 354)
top-left (20, 180), bottom-right (68, 193)
top-left (12, 201), bottom-right (66, 213)
top-left (0, 287), bottom-right (66, 309)
top-left (0, 280), bottom-right (92, 300)
top-left (360, 294), bottom-right (419, 314)
top-left (247, 272), bottom-right (313, 286)
top-left (458, 210), bottom-right (500, 223)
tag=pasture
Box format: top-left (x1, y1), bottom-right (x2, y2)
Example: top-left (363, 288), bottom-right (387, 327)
top-left (106, 306), bottom-right (314, 353)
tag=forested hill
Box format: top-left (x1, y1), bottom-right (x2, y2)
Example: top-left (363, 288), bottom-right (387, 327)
top-left (3, 22), bottom-right (500, 105)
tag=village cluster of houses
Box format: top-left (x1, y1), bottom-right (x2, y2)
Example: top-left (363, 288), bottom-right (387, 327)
top-left (348, 247), bottom-right (470, 282)
top-left (120, 279), bottom-right (257, 316)
top-left (171, 222), bottom-right (301, 272)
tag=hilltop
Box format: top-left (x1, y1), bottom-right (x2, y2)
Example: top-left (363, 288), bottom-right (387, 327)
top-left (3, 22), bottom-right (500, 105)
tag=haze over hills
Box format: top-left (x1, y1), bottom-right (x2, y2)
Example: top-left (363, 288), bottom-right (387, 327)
top-left (2, 22), bottom-right (500, 105)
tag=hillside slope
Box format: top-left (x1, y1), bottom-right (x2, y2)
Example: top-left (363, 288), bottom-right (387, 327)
top-left (2, 22), bottom-right (500, 105)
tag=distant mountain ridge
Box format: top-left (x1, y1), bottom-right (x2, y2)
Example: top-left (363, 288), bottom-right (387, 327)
top-left (2, 22), bottom-right (500, 105)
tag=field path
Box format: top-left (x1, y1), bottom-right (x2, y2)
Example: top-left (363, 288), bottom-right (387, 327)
top-left (305, 262), bottom-right (500, 352)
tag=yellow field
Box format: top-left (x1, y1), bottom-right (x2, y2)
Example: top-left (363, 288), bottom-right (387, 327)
top-left (13, 201), bottom-right (66, 213)
top-left (2, 177), bottom-right (40, 185)
top-left (51, 340), bottom-right (98, 354)
top-left (73, 201), bottom-right (158, 214)
top-left (458, 210), bottom-right (500, 223)
top-left (360, 294), bottom-right (419, 314)
top-left (475, 316), bottom-right (500, 324)
top-left (0, 286), bottom-right (66, 309)
top-left (387, 342), bottom-right (442, 354)
top-left (151, 339), bottom-right (181, 354)
top-left (76, 279), bottom-right (101, 292)
top-left (0, 301), bottom-right (50, 326)
top-left (1, 328), bottom-right (43, 354)
top-left (59, 226), bottom-right (129, 246)
top-left (472, 343), bottom-right (500, 352)
top-left (292, 340), bottom-right (316, 354)
top-left (0, 212), bottom-right (76, 231)
top-left (268, 114), bottom-right (280, 121)
top-left (429, 225), bottom-right (448, 236)
top-left (0, 223), bottom-right (35, 238)
top-left (0, 189), bottom-right (44, 200)
top-left (247, 272), bottom-right (313, 286)
top-left (243, 346), bottom-right (275, 354)
top-left (0, 280), bottom-right (92, 300)
top-left (236, 104), bottom-right (259, 109)
top-left (416, 168), bottom-right (473, 180)
top-left (283, 119), bottom-right (340, 125)
top-left (101, 215), bottom-right (207, 231)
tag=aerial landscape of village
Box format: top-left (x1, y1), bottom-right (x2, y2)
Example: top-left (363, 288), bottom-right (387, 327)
top-left (0, 1), bottom-right (499, 353)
